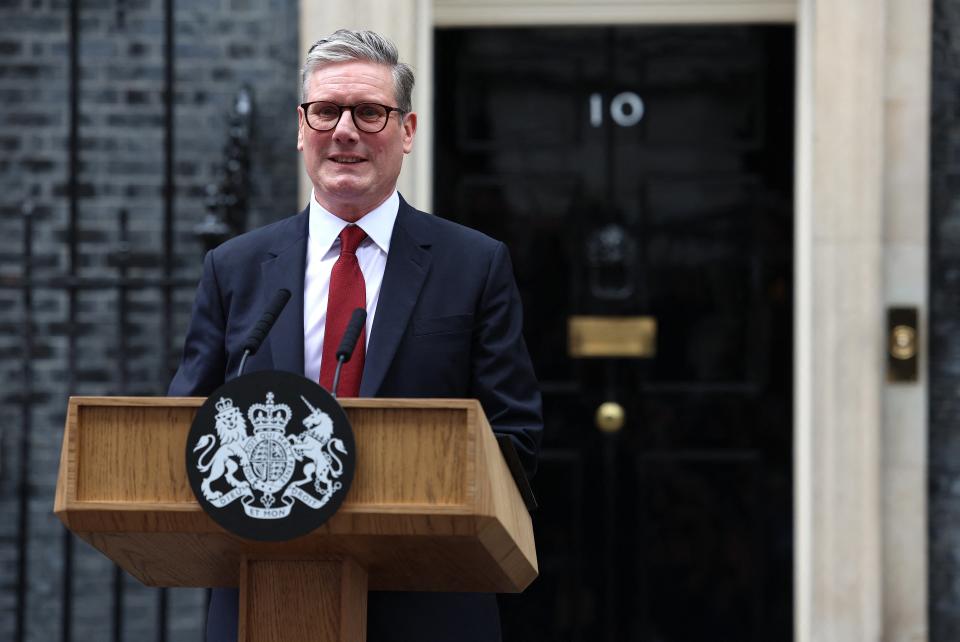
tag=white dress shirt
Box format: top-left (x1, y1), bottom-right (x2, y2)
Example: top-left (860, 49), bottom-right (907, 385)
top-left (303, 191), bottom-right (398, 382)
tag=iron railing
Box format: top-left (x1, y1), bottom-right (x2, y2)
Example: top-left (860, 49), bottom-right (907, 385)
top-left (3, 0), bottom-right (252, 638)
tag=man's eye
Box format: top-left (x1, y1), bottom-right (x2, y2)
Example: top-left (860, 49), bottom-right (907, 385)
top-left (356, 105), bottom-right (384, 120)
top-left (315, 106), bottom-right (340, 119)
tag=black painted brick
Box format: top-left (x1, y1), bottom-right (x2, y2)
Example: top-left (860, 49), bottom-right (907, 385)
top-left (932, 1), bottom-right (960, 640)
top-left (0, 0), bottom-right (299, 639)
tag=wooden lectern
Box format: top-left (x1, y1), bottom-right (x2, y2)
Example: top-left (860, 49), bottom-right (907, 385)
top-left (54, 397), bottom-right (538, 642)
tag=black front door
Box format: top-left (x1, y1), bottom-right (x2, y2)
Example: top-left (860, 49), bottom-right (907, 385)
top-left (435, 25), bottom-right (794, 642)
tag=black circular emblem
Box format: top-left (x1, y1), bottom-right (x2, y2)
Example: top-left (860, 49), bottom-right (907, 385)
top-left (185, 371), bottom-right (356, 541)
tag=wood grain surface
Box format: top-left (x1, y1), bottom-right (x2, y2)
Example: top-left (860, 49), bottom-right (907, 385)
top-left (240, 556), bottom-right (367, 642)
top-left (55, 396), bottom-right (538, 593)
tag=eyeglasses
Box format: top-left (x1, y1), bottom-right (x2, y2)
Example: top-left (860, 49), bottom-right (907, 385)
top-left (300, 101), bottom-right (404, 134)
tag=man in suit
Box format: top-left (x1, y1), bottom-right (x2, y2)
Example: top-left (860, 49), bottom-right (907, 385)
top-left (168, 29), bottom-right (542, 642)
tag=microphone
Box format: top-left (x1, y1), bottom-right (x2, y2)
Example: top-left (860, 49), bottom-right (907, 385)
top-left (331, 307), bottom-right (366, 398)
top-left (237, 289), bottom-right (291, 377)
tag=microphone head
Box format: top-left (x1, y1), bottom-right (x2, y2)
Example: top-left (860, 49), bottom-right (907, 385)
top-left (272, 289), bottom-right (292, 322)
top-left (271, 288), bottom-right (292, 312)
top-left (242, 288), bottom-right (292, 356)
top-left (336, 308), bottom-right (367, 362)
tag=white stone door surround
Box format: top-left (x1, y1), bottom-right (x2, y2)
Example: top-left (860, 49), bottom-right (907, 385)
top-left (299, 2), bottom-right (931, 640)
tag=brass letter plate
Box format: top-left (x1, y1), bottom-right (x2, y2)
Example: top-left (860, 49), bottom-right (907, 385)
top-left (568, 316), bottom-right (657, 358)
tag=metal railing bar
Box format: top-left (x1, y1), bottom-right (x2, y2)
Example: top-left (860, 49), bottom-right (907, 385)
top-left (157, 0), bottom-right (176, 636)
top-left (111, 209), bottom-right (129, 642)
top-left (111, 566), bottom-right (124, 642)
top-left (62, 1), bottom-right (81, 638)
top-left (15, 205), bottom-right (34, 642)
top-left (157, 588), bottom-right (169, 642)
top-left (162, 0), bottom-right (176, 384)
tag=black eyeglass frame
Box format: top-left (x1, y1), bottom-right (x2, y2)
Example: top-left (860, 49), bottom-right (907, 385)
top-left (299, 101), bottom-right (406, 133)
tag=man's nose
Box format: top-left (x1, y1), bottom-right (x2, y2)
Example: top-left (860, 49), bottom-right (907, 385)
top-left (332, 107), bottom-right (360, 142)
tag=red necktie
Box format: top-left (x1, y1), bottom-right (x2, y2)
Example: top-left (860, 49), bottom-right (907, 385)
top-left (319, 225), bottom-right (367, 396)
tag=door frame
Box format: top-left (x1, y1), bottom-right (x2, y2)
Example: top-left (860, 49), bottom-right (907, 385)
top-left (299, 2), bottom-right (931, 640)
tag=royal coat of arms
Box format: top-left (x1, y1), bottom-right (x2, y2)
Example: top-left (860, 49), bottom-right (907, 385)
top-left (192, 392), bottom-right (349, 520)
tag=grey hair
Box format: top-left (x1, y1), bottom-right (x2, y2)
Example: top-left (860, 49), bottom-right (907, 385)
top-left (301, 29), bottom-right (415, 113)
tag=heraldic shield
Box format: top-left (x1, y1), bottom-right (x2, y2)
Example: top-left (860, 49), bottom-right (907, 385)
top-left (185, 371), bottom-right (356, 541)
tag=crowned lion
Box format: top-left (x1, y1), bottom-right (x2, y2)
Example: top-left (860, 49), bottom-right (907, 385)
top-left (194, 397), bottom-right (251, 501)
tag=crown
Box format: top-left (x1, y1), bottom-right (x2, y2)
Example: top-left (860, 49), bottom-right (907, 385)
top-left (215, 397), bottom-right (235, 414)
top-left (247, 392), bottom-right (292, 434)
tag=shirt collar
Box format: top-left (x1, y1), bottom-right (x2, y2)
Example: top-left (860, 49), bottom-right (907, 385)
top-left (308, 191), bottom-right (399, 254)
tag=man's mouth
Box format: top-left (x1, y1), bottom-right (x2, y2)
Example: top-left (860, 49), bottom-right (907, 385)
top-left (330, 156), bottom-right (365, 164)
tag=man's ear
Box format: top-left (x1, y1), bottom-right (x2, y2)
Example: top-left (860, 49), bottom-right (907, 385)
top-left (297, 106), bottom-right (305, 151)
top-left (401, 112), bottom-right (417, 154)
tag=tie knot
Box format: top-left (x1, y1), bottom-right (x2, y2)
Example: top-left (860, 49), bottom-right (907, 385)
top-left (339, 225), bottom-right (366, 255)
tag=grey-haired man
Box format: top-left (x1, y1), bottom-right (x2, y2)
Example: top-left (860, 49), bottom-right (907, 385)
top-left (170, 29), bottom-right (542, 642)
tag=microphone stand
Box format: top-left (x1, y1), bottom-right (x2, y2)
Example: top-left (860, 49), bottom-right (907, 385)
top-left (237, 349), bottom-right (251, 377)
top-left (331, 358), bottom-right (346, 400)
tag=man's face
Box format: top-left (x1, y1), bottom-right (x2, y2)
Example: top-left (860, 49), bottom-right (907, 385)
top-left (298, 61), bottom-right (417, 221)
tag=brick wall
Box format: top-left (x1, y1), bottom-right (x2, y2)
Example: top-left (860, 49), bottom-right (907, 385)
top-left (0, 0), bottom-right (300, 639)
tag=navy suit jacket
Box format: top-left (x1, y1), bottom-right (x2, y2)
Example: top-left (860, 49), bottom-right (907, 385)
top-left (169, 196), bottom-right (543, 642)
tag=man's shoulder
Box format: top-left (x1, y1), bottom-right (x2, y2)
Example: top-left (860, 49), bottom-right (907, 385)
top-left (400, 203), bottom-right (501, 254)
top-left (210, 208), bottom-right (308, 264)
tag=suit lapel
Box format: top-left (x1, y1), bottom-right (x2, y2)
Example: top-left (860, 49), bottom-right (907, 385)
top-left (261, 209), bottom-right (309, 375)
top-left (360, 201), bottom-right (431, 396)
